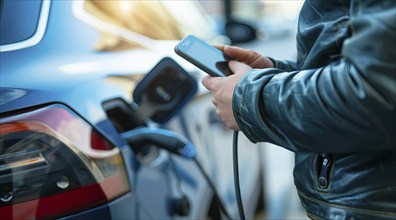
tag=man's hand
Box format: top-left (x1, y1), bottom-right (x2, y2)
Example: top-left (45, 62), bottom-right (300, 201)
top-left (202, 46), bottom-right (273, 130)
top-left (216, 45), bottom-right (274, 69)
top-left (201, 61), bottom-right (252, 130)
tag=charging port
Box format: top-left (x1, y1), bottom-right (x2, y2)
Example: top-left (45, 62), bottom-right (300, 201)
top-left (102, 98), bottom-right (143, 132)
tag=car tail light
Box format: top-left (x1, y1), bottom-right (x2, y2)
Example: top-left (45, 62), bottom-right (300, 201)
top-left (0, 104), bottom-right (130, 219)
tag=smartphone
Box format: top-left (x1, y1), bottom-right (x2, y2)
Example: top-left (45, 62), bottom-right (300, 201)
top-left (174, 35), bottom-right (232, 77)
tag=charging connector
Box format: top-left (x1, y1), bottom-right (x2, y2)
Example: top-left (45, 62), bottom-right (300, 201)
top-left (122, 127), bottom-right (196, 159)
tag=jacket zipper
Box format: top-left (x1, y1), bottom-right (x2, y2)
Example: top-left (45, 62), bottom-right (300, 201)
top-left (318, 153), bottom-right (332, 189)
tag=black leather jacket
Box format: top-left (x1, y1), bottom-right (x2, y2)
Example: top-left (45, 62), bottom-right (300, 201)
top-left (232, 1), bottom-right (396, 219)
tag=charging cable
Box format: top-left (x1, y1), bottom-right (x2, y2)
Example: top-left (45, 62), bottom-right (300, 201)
top-left (122, 127), bottom-right (232, 219)
top-left (233, 131), bottom-right (246, 220)
top-left (192, 157), bottom-right (231, 220)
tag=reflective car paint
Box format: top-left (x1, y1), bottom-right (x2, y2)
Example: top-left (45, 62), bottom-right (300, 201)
top-left (1, 1), bottom-right (214, 219)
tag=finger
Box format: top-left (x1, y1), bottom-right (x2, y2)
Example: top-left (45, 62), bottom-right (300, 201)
top-left (201, 75), bottom-right (222, 92)
top-left (223, 46), bottom-right (252, 60)
top-left (211, 97), bottom-right (218, 107)
top-left (213, 44), bottom-right (225, 51)
top-left (201, 75), bottom-right (212, 90)
top-left (224, 46), bottom-right (264, 66)
top-left (228, 60), bottom-right (252, 76)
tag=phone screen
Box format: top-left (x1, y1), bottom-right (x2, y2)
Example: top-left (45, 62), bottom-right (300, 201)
top-left (175, 35), bottom-right (232, 77)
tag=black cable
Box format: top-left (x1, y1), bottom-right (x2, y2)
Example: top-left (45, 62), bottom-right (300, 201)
top-left (193, 158), bottom-right (232, 220)
top-left (233, 131), bottom-right (246, 220)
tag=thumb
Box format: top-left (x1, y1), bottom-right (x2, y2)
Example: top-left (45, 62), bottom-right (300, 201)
top-left (201, 75), bottom-right (220, 92)
top-left (228, 60), bottom-right (252, 76)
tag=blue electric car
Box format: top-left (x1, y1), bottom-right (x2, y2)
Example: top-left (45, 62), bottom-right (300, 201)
top-left (0, 1), bottom-right (263, 219)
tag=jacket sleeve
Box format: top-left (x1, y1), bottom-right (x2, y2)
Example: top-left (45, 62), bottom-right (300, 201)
top-left (269, 57), bottom-right (298, 72)
top-left (232, 2), bottom-right (396, 153)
